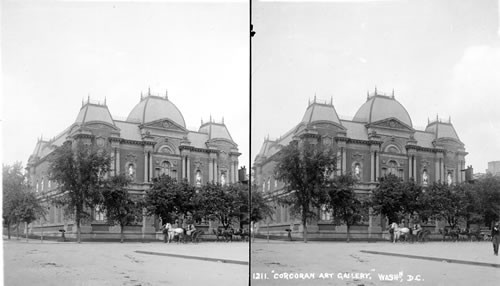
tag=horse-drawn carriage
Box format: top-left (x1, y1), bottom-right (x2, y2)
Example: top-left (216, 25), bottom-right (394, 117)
top-left (163, 223), bottom-right (204, 243)
top-left (389, 222), bottom-right (430, 243)
top-left (213, 226), bottom-right (249, 242)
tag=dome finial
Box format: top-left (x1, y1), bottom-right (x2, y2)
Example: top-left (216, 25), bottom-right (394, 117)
top-left (165, 89), bottom-right (168, 100)
top-left (82, 98), bottom-right (84, 107)
top-left (140, 91), bottom-right (143, 100)
top-left (449, 115), bottom-right (451, 123)
top-left (367, 91), bottom-right (369, 100)
top-left (330, 96), bottom-right (333, 105)
top-left (392, 88), bottom-right (395, 98)
top-left (148, 87), bottom-right (151, 96)
top-left (210, 114), bottom-right (212, 122)
top-left (201, 118), bottom-right (203, 125)
top-left (222, 116), bottom-right (224, 124)
top-left (374, 86), bottom-right (377, 95)
top-left (314, 93), bottom-right (316, 103)
top-left (104, 96), bottom-right (107, 106)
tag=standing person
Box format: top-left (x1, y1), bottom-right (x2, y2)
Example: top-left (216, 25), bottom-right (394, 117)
top-left (162, 222), bottom-right (169, 243)
top-left (492, 222), bottom-right (499, 256)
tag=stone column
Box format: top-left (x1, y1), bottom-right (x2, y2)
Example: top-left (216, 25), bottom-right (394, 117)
top-left (110, 149), bottom-right (115, 176)
top-left (413, 156), bottom-right (417, 179)
top-left (144, 152), bottom-right (148, 183)
top-left (115, 148), bottom-right (120, 175)
top-left (370, 151), bottom-right (375, 182)
top-left (214, 159), bottom-right (218, 183)
top-left (435, 159), bottom-right (440, 183)
top-left (187, 156), bottom-right (191, 183)
top-left (342, 148), bottom-right (347, 175)
top-left (181, 156), bottom-right (186, 179)
top-left (149, 153), bottom-right (153, 181)
top-left (408, 156), bottom-right (413, 180)
top-left (375, 151), bottom-right (380, 180)
top-left (337, 149), bottom-right (342, 176)
top-left (208, 158), bottom-right (214, 182)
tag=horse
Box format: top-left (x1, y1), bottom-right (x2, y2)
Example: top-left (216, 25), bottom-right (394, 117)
top-left (390, 222), bottom-right (411, 243)
top-left (164, 223), bottom-right (185, 243)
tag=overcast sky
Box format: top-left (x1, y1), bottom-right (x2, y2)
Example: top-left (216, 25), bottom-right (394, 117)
top-left (1, 0), bottom-right (249, 170)
top-left (252, 0), bottom-right (500, 173)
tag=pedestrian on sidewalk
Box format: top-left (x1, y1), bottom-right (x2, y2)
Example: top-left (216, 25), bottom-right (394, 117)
top-left (492, 222), bottom-right (499, 256)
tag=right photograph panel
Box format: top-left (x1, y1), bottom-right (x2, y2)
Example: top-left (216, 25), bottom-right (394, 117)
top-left (251, 0), bottom-right (500, 285)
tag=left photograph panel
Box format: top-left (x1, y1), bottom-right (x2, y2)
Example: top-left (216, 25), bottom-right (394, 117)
top-left (2, 1), bottom-right (249, 285)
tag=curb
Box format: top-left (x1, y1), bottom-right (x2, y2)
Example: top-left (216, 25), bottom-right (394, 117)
top-left (134, 250), bottom-right (248, 265)
top-left (360, 250), bottom-right (500, 268)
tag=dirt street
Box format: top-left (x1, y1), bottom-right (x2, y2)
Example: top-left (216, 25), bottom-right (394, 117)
top-left (251, 240), bottom-right (500, 286)
top-left (3, 238), bottom-right (249, 286)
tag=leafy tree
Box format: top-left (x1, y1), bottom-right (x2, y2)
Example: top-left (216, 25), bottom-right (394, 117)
top-left (100, 174), bottom-right (141, 243)
top-left (250, 184), bottom-right (274, 224)
top-left (326, 174), bottom-right (364, 242)
top-left (197, 183), bottom-right (242, 229)
top-left (49, 141), bottom-right (111, 243)
top-left (453, 183), bottom-right (482, 229)
top-left (15, 190), bottom-right (47, 241)
top-left (3, 162), bottom-right (25, 239)
top-left (144, 175), bottom-right (180, 224)
top-left (274, 140), bottom-right (336, 242)
top-left (370, 174), bottom-right (404, 225)
top-left (420, 182), bottom-right (463, 229)
top-left (475, 174), bottom-right (500, 227)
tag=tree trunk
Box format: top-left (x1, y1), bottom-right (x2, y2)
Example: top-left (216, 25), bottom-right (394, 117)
top-left (120, 224), bottom-right (124, 243)
top-left (302, 215), bottom-right (308, 243)
top-left (346, 224), bottom-right (350, 243)
top-left (76, 216), bottom-right (81, 244)
top-left (7, 222), bottom-right (11, 240)
top-left (25, 222), bottom-right (29, 242)
top-left (16, 223), bottom-right (20, 240)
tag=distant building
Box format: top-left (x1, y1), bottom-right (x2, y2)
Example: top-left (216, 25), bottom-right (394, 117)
top-left (487, 161), bottom-right (500, 176)
top-left (254, 89), bottom-right (468, 240)
top-left (27, 90), bottom-right (240, 239)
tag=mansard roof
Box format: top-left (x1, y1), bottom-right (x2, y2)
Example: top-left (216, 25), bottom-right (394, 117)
top-left (301, 98), bottom-right (342, 126)
top-left (127, 92), bottom-right (186, 128)
top-left (353, 90), bottom-right (413, 127)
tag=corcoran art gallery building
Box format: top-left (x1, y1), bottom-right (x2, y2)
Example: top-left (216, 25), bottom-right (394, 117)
top-left (27, 90), bottom-right (240, 239)
top-left (253, 89), bottom-right (467, 240)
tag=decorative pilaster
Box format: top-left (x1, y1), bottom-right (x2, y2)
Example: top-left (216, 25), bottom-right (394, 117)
top-left (208, 157), bottom-right (214, 182)
top-left (144, 153), bottom-right (148, 183)
top-left (186, 156), bottom-right (191, 183)
top-left (214, 159), bottom-right (218, 183)
top-left (181, 156), bottom-right (186, 179)
top-left (149, 153), bottom-right (153, 181)
top-left (413, 156), bottom-right (417, 179)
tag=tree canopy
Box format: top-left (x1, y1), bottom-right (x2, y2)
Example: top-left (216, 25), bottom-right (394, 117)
top-left (326, 173), bottom-right (364, 242)
top-left (49, 141), bottom-right (111, 243)
top-left (274, 140), bottom-right (336, 242)
top-left (100, 174), bottom-right (141, 242)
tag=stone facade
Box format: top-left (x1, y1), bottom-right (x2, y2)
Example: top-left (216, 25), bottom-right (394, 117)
top-left (26, 92), bottom-right (240, 239)
top-left (254, 90), bottom-right (467, 240)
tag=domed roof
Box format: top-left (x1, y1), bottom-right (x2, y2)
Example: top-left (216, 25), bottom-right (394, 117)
top-left (75, 101), bottom-right (115, 126)
top-left (353, 92), bottom-right (412, 127)
top-left (425, 119), bottom-right (460, 142)
top-left (198, 121), bottom-right (234, 143)
top-left (301, 99), bottom-right (342, 126)
top-left (127, 94), bottom-right (186, 128)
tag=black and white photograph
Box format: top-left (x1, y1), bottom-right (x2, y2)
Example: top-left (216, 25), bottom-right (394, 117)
top-left (2, 0), bottom-right (249, 285)
top-left (251, 0), bottom-right (500, 285)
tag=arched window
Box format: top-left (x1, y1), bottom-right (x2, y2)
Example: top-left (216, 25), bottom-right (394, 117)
top-left (160, 161), bottom-right (171, 177)
top-left (267, 178), bottom-right (271, 191)
top-left (388, 160), bottom-right (398, 176)
top-left (447, 172), bottom-right (453, 185)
